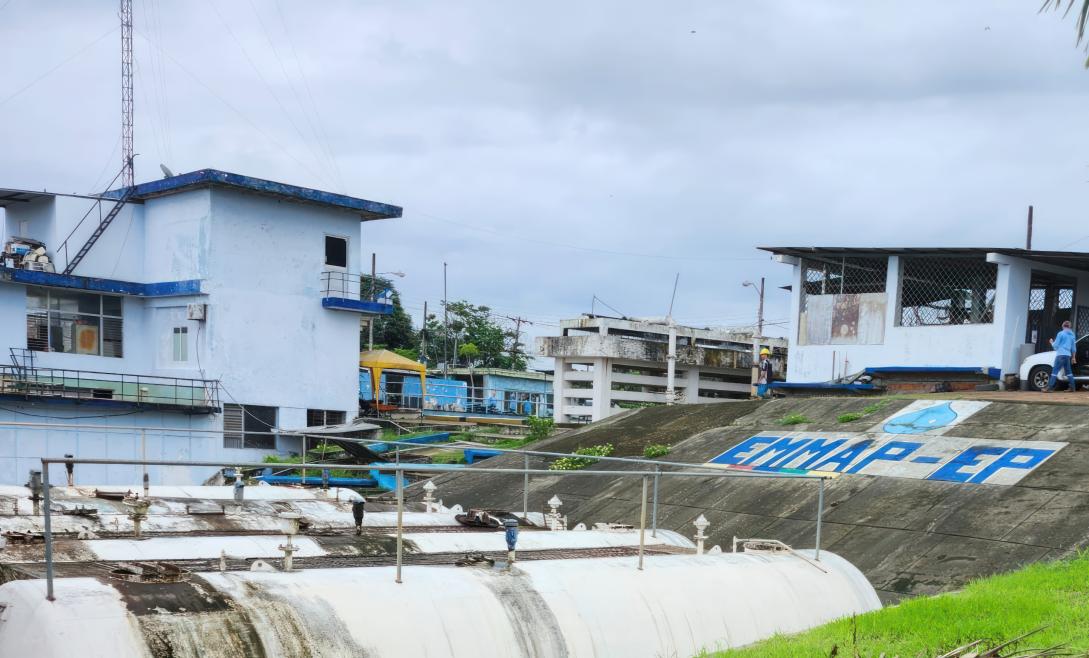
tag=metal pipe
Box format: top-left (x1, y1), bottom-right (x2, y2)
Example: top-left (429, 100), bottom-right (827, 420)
top-left (36, 457), bottom-right (824, 481)
top-left (140, 429), bottom-right (148, 498)
top-left (638, 475), bottom-right (648, 571)
top-left (395, 469), bottom-right (404, 584)
top-left (522, 453), bottom-right (529, 519)
top-left (651, 466), bottom-right (660, 538)
top-left (5, 422), bottom-right (817, 480)
top-left (815, 477), bottom-right (825, 561)
top-left (42, 464), bottom-right (54, 601)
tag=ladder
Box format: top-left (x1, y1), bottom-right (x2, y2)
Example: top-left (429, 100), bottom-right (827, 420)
top-left (9, 347), bottom-right (35, 382)
top-left (62, 189), bottom-right (133, 275)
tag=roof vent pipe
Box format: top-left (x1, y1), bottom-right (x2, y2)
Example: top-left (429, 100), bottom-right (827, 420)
top-left (422, 480), bottom-right (437, 512)
top-left (28, 470), bottom-right (42, 516)
top-left (233, 471), bottom-right (245, 503)
top-left (64, 454), bottom-right (75, 488)
top-left (278, 512), bottom-right (301, 572)
top-left (693, 515), bottom-right (709, 555)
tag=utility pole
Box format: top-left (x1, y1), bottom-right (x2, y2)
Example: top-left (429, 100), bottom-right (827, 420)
top-left (1026, 205), bottom-right (1034, 250)
top-left (502, 316), bottom-right (531, 366)
top-left (756, 276), bottom-right (765, 337)
top-left (419, 301), bottom-right (428, 363)
top-left (442, 262), bottom-right (449, 378)
top-left (120, 0), bottom-right (134, 187)
top-left (368, 253), bottom-right (376, 351)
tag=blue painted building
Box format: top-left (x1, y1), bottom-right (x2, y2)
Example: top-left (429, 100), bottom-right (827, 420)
top-left (427, 368), bottom-right (553, 418)
top-left (0, 170), bottom-right (401, 485)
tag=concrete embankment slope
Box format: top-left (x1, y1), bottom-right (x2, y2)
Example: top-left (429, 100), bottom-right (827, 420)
top-left (417, 397), bottom-right (1089, 602)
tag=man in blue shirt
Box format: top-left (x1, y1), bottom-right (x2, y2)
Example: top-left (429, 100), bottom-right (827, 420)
top-left (1047, 320), bottom-right (1078, 392)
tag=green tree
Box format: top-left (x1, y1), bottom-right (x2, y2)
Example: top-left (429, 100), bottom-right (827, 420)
top-left (359, 275), bottom-right (416, 352)
top-left (1044, 0), bottom-right (1089, 66)
top-left (422, 301), bottom-right (528, 371)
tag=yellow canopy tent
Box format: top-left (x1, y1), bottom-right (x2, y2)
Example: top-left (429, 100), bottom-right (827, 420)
top-left (359, 349), bottom-right (427, 405)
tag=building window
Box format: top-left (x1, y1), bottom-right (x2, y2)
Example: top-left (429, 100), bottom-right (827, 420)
top-left (898, 257), bottom-right (997, 326)
top-left (223, 404), bottom-right (277, 449)
top-left (25, 287), bottom-right (123, 357)
top-left (306, 409), bottom-right (346, 427)
top-left (325, 235), bottom-right (348, 269)
top-left (798, 257), bottom-right (889, 346)
top-left (172, 327), bottom-right (188, 362)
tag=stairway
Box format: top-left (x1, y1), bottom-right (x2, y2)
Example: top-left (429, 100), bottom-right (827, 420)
top-left (62, 189), bottom-right (133, 275)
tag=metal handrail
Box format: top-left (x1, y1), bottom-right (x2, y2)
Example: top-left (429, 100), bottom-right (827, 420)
top-left (0, 365), bottom-right (220, 408)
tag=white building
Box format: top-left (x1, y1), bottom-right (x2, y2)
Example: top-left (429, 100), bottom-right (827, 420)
top-left (0, 169), bottom-right (401, 485)
top-left (537, 316), bottom-right (787, 423)
top-left (763, 247), bottom-right (1089, 385)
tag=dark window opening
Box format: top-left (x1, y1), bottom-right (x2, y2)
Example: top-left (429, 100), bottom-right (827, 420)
top-left (223, 404), bottom-right (277, 450)
top-left (306, 409), bottom-right (346, 427)
top-left (325, 236), bottom-right (348, 268)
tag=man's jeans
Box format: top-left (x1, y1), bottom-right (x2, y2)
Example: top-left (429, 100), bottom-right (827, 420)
top-left (1048, 354), bottom-right (1076, 391)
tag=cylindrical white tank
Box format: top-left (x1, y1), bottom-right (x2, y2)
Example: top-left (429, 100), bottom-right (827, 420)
top-left (0, 551), bottom-right (880, 657)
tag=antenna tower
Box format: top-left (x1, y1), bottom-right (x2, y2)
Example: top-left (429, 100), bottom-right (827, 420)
top-left (121, 0), bottom-right (134, 187)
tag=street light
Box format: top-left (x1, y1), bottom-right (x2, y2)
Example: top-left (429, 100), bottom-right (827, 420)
top-left (742, 278), bottom-right (765, 337)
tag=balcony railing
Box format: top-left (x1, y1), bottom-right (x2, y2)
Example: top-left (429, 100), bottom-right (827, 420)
top-left (0, 365), bottom-right (220, 413)
top-left (320, 271), bottom-right (394, 314)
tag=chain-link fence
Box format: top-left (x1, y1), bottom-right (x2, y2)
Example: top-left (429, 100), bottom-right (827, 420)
top-left (801, 256), bottom-right (888, 313)
top-left (898, 256), bottom-right (997, 326)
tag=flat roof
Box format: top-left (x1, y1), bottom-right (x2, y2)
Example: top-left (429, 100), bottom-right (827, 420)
top-left (103, 169), bottom-right (402, 221)
top-left (0, 188), bottom-right (106, 209)
top-left (760, 247), bottom-right (1089, 272)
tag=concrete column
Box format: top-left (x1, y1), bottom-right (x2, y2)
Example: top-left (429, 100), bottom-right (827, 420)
top-left (666, 325), bottom-right (677, 404)
top-left (553, 357), bottom-right (567, 421)
top-left (591, 357), bottom-right (611, 421)
top-left (684, 367), bottom-right (700, 403)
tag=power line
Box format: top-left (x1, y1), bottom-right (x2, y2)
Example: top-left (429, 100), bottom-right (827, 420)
top-left (0, 26), bottom-right (118, 109)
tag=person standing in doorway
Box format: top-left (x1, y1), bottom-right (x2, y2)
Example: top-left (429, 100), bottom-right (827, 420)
top-left (756, 348), bottom-right (774, 399)
top-left (1047, 320), bottom-right (1077, 392)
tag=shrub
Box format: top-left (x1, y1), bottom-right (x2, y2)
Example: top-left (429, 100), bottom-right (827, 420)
top-left (643, 443), bottom-right (671, 459)
top-left (549, 443), bottom-right (614, 470)
top-left (837, 412), bottom-right (865, 423)
top-left (526, 415), bottom-right (555, 442)
top-left (778, 413), bottom-right (810, 426)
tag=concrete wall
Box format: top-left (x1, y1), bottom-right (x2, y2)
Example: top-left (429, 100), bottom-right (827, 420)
top-left (785, 255), bottom-right (1068, 382)
top-left (1, 186), bottom-right (376, 484)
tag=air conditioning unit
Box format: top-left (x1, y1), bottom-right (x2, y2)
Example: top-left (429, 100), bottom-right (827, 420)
top-left (187, 303), bottom-right (207, 321)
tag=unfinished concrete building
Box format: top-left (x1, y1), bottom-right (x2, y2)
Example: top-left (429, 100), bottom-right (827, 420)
top-left (536, 316), bottom-right (787, 423)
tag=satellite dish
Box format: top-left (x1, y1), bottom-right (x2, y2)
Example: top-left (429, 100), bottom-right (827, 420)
top-left (159, 164), bottom-right (174, 178)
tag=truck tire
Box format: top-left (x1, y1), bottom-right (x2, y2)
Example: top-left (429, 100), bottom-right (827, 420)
top-left (1028, 365), bottom-right (1052, 392)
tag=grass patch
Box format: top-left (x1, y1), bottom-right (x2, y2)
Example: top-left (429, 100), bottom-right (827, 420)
top-left (710, 554), bottom-right (1089, 657)
top-left (549, 443), bottom-right (614, 470)
top-left (837, 398), bottom-right (897, 424)
top-left (836, 412), bottom-right (865, 423)
top-left (429, 452), bottom-right (466, 465)
top-left (778, 413), bottom-right (810, 426)
top-left (643, 443), bottom-right (670, 459)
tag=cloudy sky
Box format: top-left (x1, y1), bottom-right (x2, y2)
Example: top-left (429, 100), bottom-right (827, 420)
top-left (2, 1), bottom-right (1087, 350)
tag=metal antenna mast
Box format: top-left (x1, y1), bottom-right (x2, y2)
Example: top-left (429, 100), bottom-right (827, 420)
top-left (121, 0), bottom-right (134, 187)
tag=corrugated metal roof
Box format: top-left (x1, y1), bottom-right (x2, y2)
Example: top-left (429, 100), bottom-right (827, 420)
top-left (759, 246), bottom-right (1089, 271)
top-left (0, 188), bottom-right (55, 208)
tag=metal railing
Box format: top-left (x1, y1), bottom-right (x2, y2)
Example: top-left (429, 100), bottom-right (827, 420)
top-left (367, 379), bottom-right (553, 418)
top-left (320, 270), bottom-right (395, 305)
top-left (0, 365), bottom-right (220, 411)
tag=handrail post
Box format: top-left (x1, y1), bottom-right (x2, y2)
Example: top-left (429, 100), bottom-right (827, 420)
top-left (651, 466), bottom-right (660, 538)
top-left (42, 462), bottom-right (55, 601)
top-left (395, 468), bottom-right (404, 584)
top-left (522, 453), bottom-right (529, 519)
top-left (638, 475), bottom-right (648, 571)
top-left (815, 477), bottom-right (825, 561)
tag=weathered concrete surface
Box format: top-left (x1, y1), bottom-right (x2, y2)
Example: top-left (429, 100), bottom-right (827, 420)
top-left (413, 397), bottom-right (1089, 602)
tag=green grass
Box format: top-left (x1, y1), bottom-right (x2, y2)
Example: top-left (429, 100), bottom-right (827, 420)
top-left (709, 554), bottom-right (1089, 657)
top-left (549, 443), bottom-right (614, 470)
top-left (778, 413), bottom-right (810, 426)
top-left (429, 452), bottom-right (467, 465)
top-left (836, 412), bottom-right (865, 423)
top-left (643, 443), bottom-right (671, 459)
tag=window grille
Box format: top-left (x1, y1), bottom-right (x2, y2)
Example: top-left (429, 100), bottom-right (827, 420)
top-left (1059, 288), bottom-right (1074, 309)
top-left (223, 403), bottom-right (277, 449)
top-left (25, 287), bottom-right (123, 357)
top-left (800, 256), bottom-right (888, 314)
top-left (898, 257), bottom-right (997, 326)
top-left (306, 409), bottom-right (346, 427)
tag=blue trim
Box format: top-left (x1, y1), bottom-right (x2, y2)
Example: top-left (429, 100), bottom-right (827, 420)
top-left (322, 297), bottom-right (394, 314)
top-left (769, 382), bottom-right (878, 390)
top-left (1, 267), bottom-right (201, 297)
top-left (864, 366), bottom-right (1002, 380)
top-left (105, 169), bottom-right (402, 220)
top-left (366, 432), bottom-right (451, 454)
top-left (464, 448), bottom-right (503, 464)
top-left (254, 474), bottom-right (378, 488)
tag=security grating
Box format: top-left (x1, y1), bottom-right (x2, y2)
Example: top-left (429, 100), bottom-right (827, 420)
top-left (898, 257), bottom-right (997, 326)
top-left (800, 256), bottom-right (888, 312)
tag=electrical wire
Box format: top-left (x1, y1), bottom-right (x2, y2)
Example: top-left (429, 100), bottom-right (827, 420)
top-left (0, 405), bottom-right (143, 420)
top-left (0, 26), bottom-right (118, 109)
